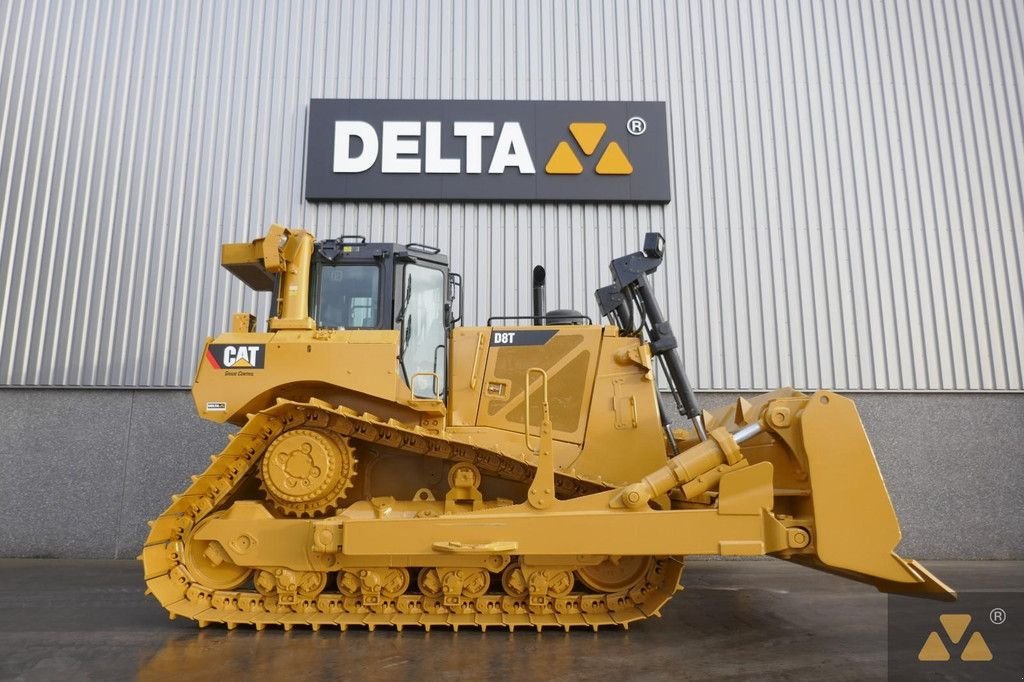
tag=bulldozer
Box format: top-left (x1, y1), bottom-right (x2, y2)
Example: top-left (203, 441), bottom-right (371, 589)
top-left (141, 224), bottom-right (955, 631)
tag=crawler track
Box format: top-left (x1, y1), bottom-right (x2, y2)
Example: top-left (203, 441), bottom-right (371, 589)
top-left (141, 399), bottom-right (683, 630)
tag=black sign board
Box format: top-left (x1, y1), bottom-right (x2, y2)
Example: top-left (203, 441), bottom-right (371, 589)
top-left (305, 99), bottom-right (671, 203)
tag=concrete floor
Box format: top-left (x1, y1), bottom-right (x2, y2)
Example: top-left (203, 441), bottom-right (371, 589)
top-left (0, 560), bottom-right (1019, 682)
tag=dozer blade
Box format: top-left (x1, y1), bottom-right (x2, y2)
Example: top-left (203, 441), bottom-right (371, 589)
top-left (783, 391), bottom-right (956, 601)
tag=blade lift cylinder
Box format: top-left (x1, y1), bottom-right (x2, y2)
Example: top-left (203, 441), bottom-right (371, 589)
top-left (595, 232), bottom-right (708, 442)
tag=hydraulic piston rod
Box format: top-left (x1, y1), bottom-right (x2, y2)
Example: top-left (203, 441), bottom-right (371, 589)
top-left (617, 422), bottom-right (763, 509)
top-left (632, 271), bottom-right (708, 441)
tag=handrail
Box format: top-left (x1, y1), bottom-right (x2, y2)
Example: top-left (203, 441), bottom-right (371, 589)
top-left (524, 367), bottom-right (549, 454)
top-left (486, 314), bottom-right (592, 326)
top-left (524, 367), bottom-right (556, 509)
top-left (406, 242), bottom-right (441, 254)
top-left (469, 331), bottom-right (485, 390)
top-left (410, 371), bottom-right (442, 400)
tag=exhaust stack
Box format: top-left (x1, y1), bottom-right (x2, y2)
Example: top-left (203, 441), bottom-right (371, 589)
top-left (532, 265), bottom-right (546, 325)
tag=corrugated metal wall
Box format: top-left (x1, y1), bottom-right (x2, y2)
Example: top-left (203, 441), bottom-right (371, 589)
top-left (1, 0), bottom-right (1021, 390)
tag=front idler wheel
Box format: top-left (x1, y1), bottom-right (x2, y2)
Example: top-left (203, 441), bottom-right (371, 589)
top-left (181, 513), bottom-right (253, 590)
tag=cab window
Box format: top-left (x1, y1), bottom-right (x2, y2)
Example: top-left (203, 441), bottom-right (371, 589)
top-left (315, 264), bottom-right (380, 329)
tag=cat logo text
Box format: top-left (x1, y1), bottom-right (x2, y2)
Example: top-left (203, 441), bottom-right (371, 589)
top-left (206, 344), bottom-right (265, 370)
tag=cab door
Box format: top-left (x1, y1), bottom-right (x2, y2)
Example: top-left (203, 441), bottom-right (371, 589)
top-left (396, 262), bottom-right (448, 398)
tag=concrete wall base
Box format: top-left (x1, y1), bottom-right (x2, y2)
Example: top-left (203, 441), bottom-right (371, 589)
top-left (1, 388), bottom-right (1019, 559)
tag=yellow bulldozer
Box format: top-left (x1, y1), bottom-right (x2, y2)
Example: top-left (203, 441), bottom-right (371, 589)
top-left (141, 224), bottom-right (955, 631)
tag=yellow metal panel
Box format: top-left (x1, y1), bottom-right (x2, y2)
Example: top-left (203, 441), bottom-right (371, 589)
top-left (193, 330), bottom-right (411, 424)
top-left (476, 327), bottom-right (601, 444)
top-left (447, 327), bottom-right (487, 426)
top-left (570, 336), bottom-right (667, 486)
top-left (337, 507), bottom-right (775, 558)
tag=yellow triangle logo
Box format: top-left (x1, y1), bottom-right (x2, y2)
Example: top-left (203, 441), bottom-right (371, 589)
top-left (939, 614), bottom-right (971, 644)
top-left (545, 141), bottom-right (583, 174)
top-left (960, 632), bottom-right (993, 661)
top-left (595, 141), bottom-right (633, 175)
top-left (569, 122), bottom-right (606, 155)
top-left (917, 614), bottom-right (994, 663)
top-left (229, 358), bottom-right (253, 368)
top-left (918, 631), bottom-right (950, 661)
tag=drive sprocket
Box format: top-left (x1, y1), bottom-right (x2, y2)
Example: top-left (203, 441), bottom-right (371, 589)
top-left (258, 427), bottom-right (356, 517)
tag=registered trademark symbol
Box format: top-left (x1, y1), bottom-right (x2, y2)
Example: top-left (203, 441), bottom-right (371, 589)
top-left (626, 116), bottom-right (647, 135)
top-left (990, 607), bottom-right (1006, 625)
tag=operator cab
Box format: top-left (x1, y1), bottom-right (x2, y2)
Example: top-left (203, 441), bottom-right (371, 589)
top-left (308, 236), bottom-right (460, 400)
